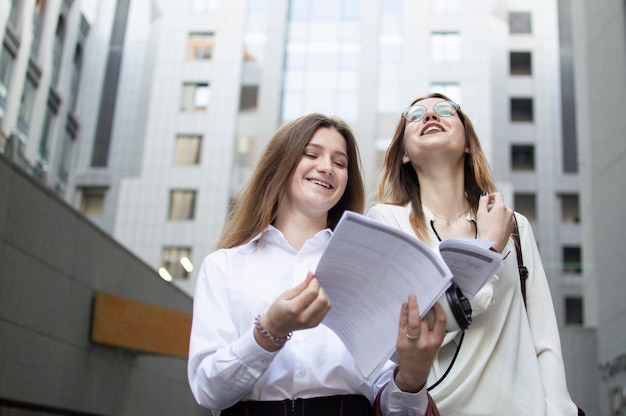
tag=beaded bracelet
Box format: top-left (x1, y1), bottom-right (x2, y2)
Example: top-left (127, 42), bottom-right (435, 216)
top-left (254, 315), bottom-right (292, 347)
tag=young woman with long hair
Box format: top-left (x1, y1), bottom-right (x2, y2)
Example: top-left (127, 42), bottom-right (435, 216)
top-left (369, 93), bottom-right (578, 415)
top-left (188, 113), bottom-right (446, 415)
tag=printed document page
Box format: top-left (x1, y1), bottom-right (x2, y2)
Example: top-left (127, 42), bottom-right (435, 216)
top-left (439, 239), bottom-right (503, 299)
top-left (315, 211), bottom-right (452, 380)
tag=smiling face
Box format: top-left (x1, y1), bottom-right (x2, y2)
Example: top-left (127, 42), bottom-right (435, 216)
top-left (402, 97), bottom-right (467, 167)
top-left (280, 127), bottom-right (349, 222)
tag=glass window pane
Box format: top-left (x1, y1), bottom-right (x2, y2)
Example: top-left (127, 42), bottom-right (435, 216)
top-left (244, 33), bottom-right (266, 62)
top-left (337, 91), bottom-right (358, 120)
top-left (511, 97), bottom-right (533, 122)
top-left (432, 0), bottom-right (460, 12)
top-left (239, 85), bottom-right (259, 111)
top-left (288, 22), bottom-right (310, 41)
top-left (310, 51), bottom-right (338, 70)
top-left (431, 32), bottom-right (460, 63)
top-left (168, 190), bottom-right (197, 220)
top-left (195, 84), bottom-right (209, 110)
top-left (565, 297), bottom-right (583, 325)
top-left (290, 0), bottom-right (309, 20)
top-left (514, 193), bottom-right (536, 221)
top-left (282, 91), bottom-right (305, 121)
top-left (81, 188), bottom-right (107, 216)
top-left (339, 47), bottom-right (359, 69)
top-left (187, 32), bottom-right (214, 60)
top-left (509, 12), bottom-right (532, 34)
top-left (18, 77), bottom-right (37, 130)
top-left (563, 246), bottom-right (582, 274)
top-left (381, 0), bottom-right (401, 13)
top-left (510, 51), bottom-right (532, 75)
top-left (58, 133), bottom-right (74, 185)
top-left (377, 85), bottom-right (400, 113)
top-left (161, 247), bottom-right (193, 279)
top-left (343, 0), bottom-right (361, 19)
top-left (175, 135), bottom-right (202, 165)
top-left (430, 82), bottom-right (462, 103)
top-left (0, 44), bottom-right (15, 99)
top-left (312, 0), bottom-right (341, 20)
top-left (511, 144), bottom-right (535, 170)
top-left (560, 194), bottom-right (580, 223)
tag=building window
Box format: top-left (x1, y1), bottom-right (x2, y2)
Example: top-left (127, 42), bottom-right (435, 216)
top-left (430, 82), bottom-right (461, 104)
top-left (232, 135), bottom-right (255, 190)
top-left (38, 107), bottom-right (55, 163)
top-left (190, 0), bottom-right (219, 13)
top-left (174, 134), bottom-right (202, 165)
top-left (0, 43), bottom-right (15, 117)
top-left (509, 11), bottom-right (532, 34)
top-left (160, 247), bottom-right (193, 281)
top-left (510, 51), bottom-right (532, 75)
top-left (168, 190), bottom-right (197, 220)
top-left (514, 193), bottom-right (536, 222)
top-left (17, 76), bottom-right (37, 139)
top-left (187, 32), bottom-right (214, 60)
top-left (181, 83), bottom-right (209, 112)
top-left (376, 33), bottom-right (402, 113)
top-left (239, 85), bottom-right (259, 111)
top-left (511, 144), bottom-right (535, 171)
top-left (80, 187), bottom-right (107, 216)
top-left (511, 98), bottom-right (533, 122)
top-left (57, 132), bottom-right (75, 191)
top-left (563, 246), bottom-right (582, 274)
top-left (432, 0), bottom-right (460, 11)
top-left (68, 43), bottom-right (83, 113)
top-left (565, 297), bottom-right (583, 325)
top-left (244, 33), bottom-right (267, 63)
top-left (289, 0), bottom-right (362, 20)
top-left (431, 31), bottom-right (461, 63)
top-left (7, 0), bottom-right (24, 34)
top-left (51, 15), bottom-right (66, 87)
top-left (30, 0), bottom-right (46, 58)
top-left (282, 40), bottom-right (361, 121)
top-left (559, 193), bottom-right (580, 223)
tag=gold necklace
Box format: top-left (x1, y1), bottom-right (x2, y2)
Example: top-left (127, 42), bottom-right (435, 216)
top-left (430, 207), bottom-right (470, 226)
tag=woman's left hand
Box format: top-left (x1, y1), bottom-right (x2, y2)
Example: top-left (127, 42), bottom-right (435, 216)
top-left (476, 192), bottom-right (514, 253)
top-left (393, 295), bottom-right (446, 392)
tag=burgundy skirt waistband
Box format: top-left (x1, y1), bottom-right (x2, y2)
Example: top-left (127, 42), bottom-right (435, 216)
top-left (221, 394), bottom-right (372, 416)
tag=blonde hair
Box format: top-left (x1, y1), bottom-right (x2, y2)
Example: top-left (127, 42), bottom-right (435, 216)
top-left (377, 92), bottom-right (497, 241)
top-left (218, 113), bottom-right (365, 249)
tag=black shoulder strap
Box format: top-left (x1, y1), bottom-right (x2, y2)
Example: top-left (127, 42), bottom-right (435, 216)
top-left (512, 214), bottom-right (529, 306)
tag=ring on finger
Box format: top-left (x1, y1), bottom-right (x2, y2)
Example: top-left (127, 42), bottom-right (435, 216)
top-left (406, 333), bottom-right (419, 340)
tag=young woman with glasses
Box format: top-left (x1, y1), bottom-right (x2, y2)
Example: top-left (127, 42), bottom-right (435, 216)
top-left (188, 113), bottom-right (447, 416)
top-left (368, 93), bottom-right (578, 415)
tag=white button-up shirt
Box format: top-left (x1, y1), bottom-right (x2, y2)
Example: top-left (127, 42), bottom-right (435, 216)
top-left (188, 225), bottom-right (429, 414)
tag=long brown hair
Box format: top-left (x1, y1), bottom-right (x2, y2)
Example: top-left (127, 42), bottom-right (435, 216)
top-left (377, 92), bottom-right (496, 241)
top-left (218, 113), bottom-right (365, 249)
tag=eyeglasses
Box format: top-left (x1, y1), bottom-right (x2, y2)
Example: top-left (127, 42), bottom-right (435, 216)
top-left (401, 101), bottom-right (460, 123)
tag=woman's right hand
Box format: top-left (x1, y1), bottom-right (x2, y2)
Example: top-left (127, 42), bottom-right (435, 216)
top-left (255, 272), bottom-right (331, 351)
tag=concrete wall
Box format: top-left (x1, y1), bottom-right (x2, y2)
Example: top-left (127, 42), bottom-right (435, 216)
top-left (560, 326), bottom-right (599, 415)
top-left (0, 154), bottom-right (205, 415)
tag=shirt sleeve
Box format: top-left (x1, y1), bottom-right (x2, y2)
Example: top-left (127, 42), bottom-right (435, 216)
top-left (517, 214), bottom-right (578, 415)
top-left (187, 252), bottom-right (277, 410)
top-left (370, 365), bottom-right (430, 415)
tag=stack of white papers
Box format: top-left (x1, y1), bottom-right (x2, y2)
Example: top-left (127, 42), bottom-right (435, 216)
top-left (315, 211), bottom-right (503, 380)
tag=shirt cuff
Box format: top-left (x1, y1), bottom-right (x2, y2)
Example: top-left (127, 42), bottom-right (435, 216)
top-left (231, 326), bottom-right (278, 375)
top-left (380, 371), bottom-right (429, 415)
